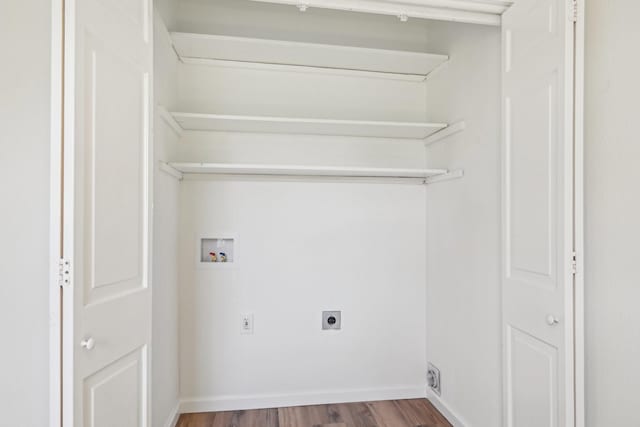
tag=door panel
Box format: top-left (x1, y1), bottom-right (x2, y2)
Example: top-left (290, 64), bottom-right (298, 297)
top-left (507, 72), bottom-right (558, 286)
top-left (83, 32), bottom-right (147, 301)
top-left (83, 347), bottom-right (148, 427)
top-left (64, 0), bottom-right (152, 425)
top-left (506, 326), bottom-right (558, 427)
top-left (502, 0), bottom-right (575, 426)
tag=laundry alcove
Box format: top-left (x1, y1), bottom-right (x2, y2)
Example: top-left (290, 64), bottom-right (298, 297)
top-left (152, 1), bottom-right (497, 425)
top-left (55, 0), bottom-right (582, 425)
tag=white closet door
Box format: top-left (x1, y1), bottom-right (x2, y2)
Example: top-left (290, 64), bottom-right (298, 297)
top-left (62, 0), bottom-right (152, 426)
top-left (502, 0), bottom-right (576, 426)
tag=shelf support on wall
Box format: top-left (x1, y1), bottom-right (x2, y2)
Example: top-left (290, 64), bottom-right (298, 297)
top-left (156, 105), bottom-right (184, 137)
top-left (159, 161), bottom-right (184, 181)
top-left (424, 121), bottom-right (466, 147)
top-left (423, 169), bottom-right (464, 185)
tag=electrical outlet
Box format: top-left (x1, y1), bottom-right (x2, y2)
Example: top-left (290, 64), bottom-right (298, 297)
top-left (427, 362), bottom-right (441, 395)
top-left (241, 313), bottom-right (253, 334)
top-left (322, 311), bottom-right (341, 330)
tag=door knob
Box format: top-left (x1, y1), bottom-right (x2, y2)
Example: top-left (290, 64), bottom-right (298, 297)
top-left (80, 337), bottom-right (95, 350)
top-left (546, 315), bottom-right (559, 326)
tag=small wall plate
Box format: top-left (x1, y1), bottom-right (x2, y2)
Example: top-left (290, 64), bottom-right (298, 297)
top-left (427, 362), bottom-right (441, 396)
top-left (322, 311), bottom-right (341, 330)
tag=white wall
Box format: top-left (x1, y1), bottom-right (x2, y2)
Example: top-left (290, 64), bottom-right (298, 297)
top-left (171, 0), bottom-right (434, 410)
top-left (423, 21), bottom-right (502, 427)
top-left (174, 132), bottom-right (428, 169)
top-left (177, 63), bottom-right (428, 122)
top-left (178, 179), bottom-right (428, 410)
top-left (173, 0), bottom-right (431, 124)
top-left (152, 9), bottom-right (181, 427)
top-left (155, 0), bottom-right (177, 29)
top-left (584, 1), bottom-right (640, 425)
top-left (0, 0), bottom-right (51, 426)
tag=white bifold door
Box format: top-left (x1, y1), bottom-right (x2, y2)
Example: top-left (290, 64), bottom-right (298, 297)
top-left (502, 0), bottom-right (579, 426)
top-left (62, 0), bottom-right (153, 426)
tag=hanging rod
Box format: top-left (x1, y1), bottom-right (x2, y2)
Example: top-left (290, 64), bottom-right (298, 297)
top-left (158, 162), bottom-right (463, 185)
top-left (167, 162), bottom-right (448, 179)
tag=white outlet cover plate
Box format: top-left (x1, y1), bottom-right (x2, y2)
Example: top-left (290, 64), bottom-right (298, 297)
top-left (241, 313), bottom-right (254, 334)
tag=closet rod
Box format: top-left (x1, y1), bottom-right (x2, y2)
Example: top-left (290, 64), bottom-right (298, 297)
top-left (165, 162), bottom-right (448, 180)
top-left (158, 162), bottom-right (464, 185)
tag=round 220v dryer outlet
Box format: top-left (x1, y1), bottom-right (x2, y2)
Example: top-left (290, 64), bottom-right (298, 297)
top-left (322, 311), bottom-right (341, 330)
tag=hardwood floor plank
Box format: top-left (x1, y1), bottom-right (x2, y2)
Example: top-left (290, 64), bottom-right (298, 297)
top-left (210, 411), bottom-right (233, 427)
top-left (176, 412), bottom-right (217, 427)
top-left (279, 404), bottom-right (339, 426)
top-left (181, 398), bottom-right (450, 427)
top-left (408, 399), bottom-right (452, 427)
top-left (366, 400), bottom-right (414, 427)
top-left (392, 399), bottom-right (451, 427)
top-left (206, 408), bottom-right (279, 427)
top-left (278, 405), bottom-right (314, 427)
top-left (327, 402), bottom-right (378, 427)
top-left (324, 404), bottom-right (346, 424)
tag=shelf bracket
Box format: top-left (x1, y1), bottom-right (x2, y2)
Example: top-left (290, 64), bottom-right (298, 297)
top-left (159, 161), bottom-right (184, 181)
top-left (156, 105), bottom-right (184, 137)
top-left (423, 169), bottom-right (464, 185)
top-left (423, 57), bottom-right (450, 82)
top-left (424, 121), bottom-right (466, 147)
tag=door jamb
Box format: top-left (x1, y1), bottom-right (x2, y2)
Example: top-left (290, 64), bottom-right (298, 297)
top-left (49, 0), bottom-right (64, 426)
top-left (573, 1), bottom-right (586, 426)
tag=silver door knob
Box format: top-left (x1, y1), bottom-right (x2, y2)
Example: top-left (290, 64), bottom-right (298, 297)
top-left (546, 315), bottom-right (559, 326)
top-left (80, 337), bottom-right (95, 350)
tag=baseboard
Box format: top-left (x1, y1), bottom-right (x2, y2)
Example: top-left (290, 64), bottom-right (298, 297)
top-left (163, 401), bottom-right (181, 427)
top-left (180, 385), bottom-right (426, 413)
top-left (427, 389), bottom-right (470, 427)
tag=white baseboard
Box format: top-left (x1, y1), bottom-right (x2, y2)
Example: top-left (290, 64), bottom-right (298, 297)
top-left (180, 385), bottom-right (426, 413)
top-left (163, 402), bottom-right (181, 427)
top-left (427, 389), bottom-right (470, 427)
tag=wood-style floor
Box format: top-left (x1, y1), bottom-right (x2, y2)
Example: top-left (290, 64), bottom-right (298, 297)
top-left (176, 399), bottom-right (452, 427)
